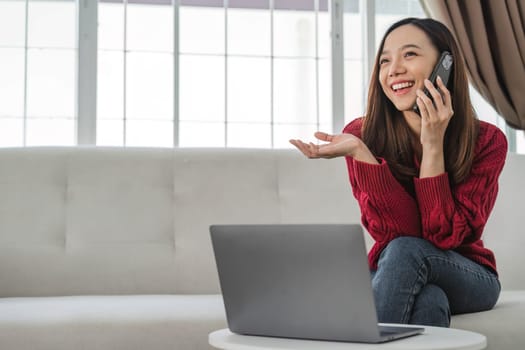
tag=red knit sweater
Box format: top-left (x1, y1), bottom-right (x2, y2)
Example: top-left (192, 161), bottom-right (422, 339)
top-left (343, 117), bottom-right (508, 273)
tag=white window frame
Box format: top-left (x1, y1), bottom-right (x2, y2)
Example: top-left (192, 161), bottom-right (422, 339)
top-left (77, 0), bottom-right (98, 144)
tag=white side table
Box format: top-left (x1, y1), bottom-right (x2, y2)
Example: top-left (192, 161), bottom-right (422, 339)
top-left (209, 325), bottom-right (487, 350)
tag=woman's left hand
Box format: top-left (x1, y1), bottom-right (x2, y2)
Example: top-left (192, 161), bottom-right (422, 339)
top-left (415, 76), bottom-right (454, 150)
top-left (289, 132), bottom-right (363, 159)
top-left (290, 132), bottom-right (379, 164)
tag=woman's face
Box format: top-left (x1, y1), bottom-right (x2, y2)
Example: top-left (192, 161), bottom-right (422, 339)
top-left (378, 24), bottom-right (440, 114)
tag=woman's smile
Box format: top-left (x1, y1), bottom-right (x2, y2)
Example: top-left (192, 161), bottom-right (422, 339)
top-left (390, 80), bottom-right (416, 96)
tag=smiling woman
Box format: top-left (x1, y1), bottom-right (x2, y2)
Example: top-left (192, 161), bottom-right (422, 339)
top-left (290, 17), bottom-right (508, 328)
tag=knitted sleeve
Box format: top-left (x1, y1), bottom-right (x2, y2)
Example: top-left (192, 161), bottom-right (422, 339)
top-left (413, 123), bottom-right (508, 249)
top-left (343, 118), bottom-right (422, 244)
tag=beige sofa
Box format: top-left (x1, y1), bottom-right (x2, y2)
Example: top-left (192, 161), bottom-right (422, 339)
top-left (0, 147), bottom-right (523, 350)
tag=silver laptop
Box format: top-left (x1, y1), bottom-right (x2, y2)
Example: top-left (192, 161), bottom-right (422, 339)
top-left (210, 224), bottom-right (424, 343)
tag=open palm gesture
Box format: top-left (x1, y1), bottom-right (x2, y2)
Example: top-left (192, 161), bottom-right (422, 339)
top-left (289, 132), bottom-right (364, 159)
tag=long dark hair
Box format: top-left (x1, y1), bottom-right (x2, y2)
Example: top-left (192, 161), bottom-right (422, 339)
top-left (362, 18), bottom-right (478, 190)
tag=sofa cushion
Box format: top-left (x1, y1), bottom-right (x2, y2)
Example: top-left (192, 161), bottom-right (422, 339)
top-left (0, 294), bottom-right (227, 350)
top-left (451, 291), bottom-right (525, 350)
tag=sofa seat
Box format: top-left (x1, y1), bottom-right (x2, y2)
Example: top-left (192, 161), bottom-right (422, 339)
top-left (0, 295), bottom-right (227, 350)
top-left (1, 292), bottom-right (522, 350)
top-left (451, 291), bottom-right (525, 350)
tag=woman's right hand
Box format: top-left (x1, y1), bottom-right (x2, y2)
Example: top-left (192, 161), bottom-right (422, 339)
top-left (289, 132), bottom-right (377, 163)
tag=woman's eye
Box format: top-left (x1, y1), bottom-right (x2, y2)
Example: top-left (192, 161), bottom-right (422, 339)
top-left (404, 51), bottom-right (417, 57)
top-left (379, 58), bottom-right (389, 65)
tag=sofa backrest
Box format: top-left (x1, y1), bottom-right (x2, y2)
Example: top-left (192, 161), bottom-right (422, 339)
top-left (0, 148), bottom-right (359, 297)
top-left (0, 148), bottom-right (522, 297)
top-left (484, 152), bottom-right (525, 290)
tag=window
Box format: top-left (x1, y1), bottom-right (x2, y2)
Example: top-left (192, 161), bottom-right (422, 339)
top-left (0, 0), bottom-right (522, 153)
top-left (96, 0), bottom-right (330, 148)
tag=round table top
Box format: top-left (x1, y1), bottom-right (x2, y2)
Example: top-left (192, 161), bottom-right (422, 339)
top-left (209, 325), bottom-right (487, 350)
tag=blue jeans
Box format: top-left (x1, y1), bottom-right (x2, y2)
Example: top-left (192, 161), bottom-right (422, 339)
top-left (371, 237), bottom-right (501, 327)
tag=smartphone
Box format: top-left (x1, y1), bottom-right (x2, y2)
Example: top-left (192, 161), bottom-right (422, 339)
top-left (413, 51), bottom-right (453, 116)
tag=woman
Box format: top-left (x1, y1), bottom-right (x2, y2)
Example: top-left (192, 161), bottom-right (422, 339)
top-left (290, 18), bottom-right (507, 327)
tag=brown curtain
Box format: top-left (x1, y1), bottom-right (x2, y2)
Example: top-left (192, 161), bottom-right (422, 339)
top-left (420, 0), bottom-right (525, 129)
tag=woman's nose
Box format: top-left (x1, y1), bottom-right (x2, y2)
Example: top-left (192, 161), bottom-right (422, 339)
top-left (388, 58), bottom-right (405, 77)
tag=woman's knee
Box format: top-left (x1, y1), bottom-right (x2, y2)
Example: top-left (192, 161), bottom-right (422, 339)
top-left (378, 236), bottom-right (431, 265)
top-left (410, 284), bottom-right (450, 327)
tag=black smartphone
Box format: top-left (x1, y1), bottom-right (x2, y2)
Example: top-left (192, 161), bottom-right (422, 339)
top-left (413, 51), bottom-right (453, 116)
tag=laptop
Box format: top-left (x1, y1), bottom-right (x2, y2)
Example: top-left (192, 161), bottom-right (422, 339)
top-left (210, 224), bottom-right (424, 343)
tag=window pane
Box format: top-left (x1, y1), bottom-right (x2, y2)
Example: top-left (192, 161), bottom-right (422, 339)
top-left (274, 7), bottom-right (316, 57)
top-left (344, 59), bottom-right (365, 123)
top-left (126, 120), bottom-right (173, 147)
top-left (319, 122), bottom-right (331, 133)
top-left (274, 123), bottom-right (318, 148)
top-left (0, 48), bottom-right (25, 117)
top-left (317, 7), bottom-right (330, 59)
top-left (98, 1), bottom-right (124, 50)
top-left (375, 0), bottom-right (425, 50)
top-left (0, 0), bottom-right (26, 46)
top-left (228, 57), bottom-right (271, 123)
top-left (0, 118), bottom-right (23, 147)
top-left (274, 58), bottom-right (317, 124)
top-left (468, 85), bottom-right (522, 153)
top-left (343, 12), bottom-right (362, 59)
top-left (227, 123), bottom-right (271, 148)
top-left (126, 52), bottom-right (173, 120)
top-left (517, 130), bottom-right (525, 154)
top-left (179, 55), bottom-right (225, 122)
top-left (127, 2), bottom-right (173, 52)
top-left (97, 51), bottom-right (124, 120)
top-left (97, 119), bottom-right (124, 146)
top-left (469, 85), bottom-right (500, 126)
top-left (375, 14), bottom-right (404, 49)
top-left (26, 118), bottom-right (75, 146)
top-left (28, 0), bottom-right (76, 48)
top-left (180, 6), bottom-right (225, 54)
top-left (179, 122), bottom-right (225, 147)
top-left (227, 7), bottom-right (270, 56)
top-left (318, 58), bottom-right (332, 129)
top-left (26, 49), bottom-right (75, 118)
